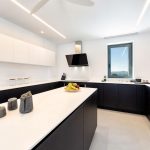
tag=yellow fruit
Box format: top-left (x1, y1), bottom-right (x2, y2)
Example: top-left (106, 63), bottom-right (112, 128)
top-left (70, 85), bottom-right (78, 90)
top-left (72, 83), bottom-right (77, 86)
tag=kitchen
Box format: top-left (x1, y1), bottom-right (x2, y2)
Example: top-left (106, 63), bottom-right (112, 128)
top-left (0, 0), bottom-right (150, 150)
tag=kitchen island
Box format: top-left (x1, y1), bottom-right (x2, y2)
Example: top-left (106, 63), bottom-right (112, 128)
top-left (0, 87), bottom-right (97, 150)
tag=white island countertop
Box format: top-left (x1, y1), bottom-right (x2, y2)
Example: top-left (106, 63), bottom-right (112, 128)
top-left (0, 87), bottom-right (97, 150)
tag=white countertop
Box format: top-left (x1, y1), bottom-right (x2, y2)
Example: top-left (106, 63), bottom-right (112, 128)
top-left (0, 87), bottom-right (97, 150)
top-left (0, 80), bottom-right (58, 91)
top-left (0, 79), bottom-right (149, 91)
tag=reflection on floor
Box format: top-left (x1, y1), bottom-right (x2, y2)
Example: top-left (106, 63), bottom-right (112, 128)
top-left (90, 109), bottom-right (150, 150)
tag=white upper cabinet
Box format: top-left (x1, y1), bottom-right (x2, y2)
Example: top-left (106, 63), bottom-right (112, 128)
top-left (0, 33), bottom-right (55, 66)
top-left (48, 50), bottom-right (55, 66)
top-left (28, 43), bottom-right (41, 65)
top-left (12, 39), bottom-right (30, 64)
top-left (38, 47), bottom-right (55, 66)
top-left (0, 33), bottom-right (14, 62)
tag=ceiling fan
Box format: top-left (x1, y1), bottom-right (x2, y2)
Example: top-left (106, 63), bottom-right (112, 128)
top-left (31, 0), bottom-right (95, 14)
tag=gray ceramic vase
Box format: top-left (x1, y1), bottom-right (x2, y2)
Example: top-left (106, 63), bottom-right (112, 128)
top-left (8, 97), bottom-right (18, 111)
top-left (19, 91), bottom-right (33, 114)
top-left (0, 106), bottom-right (6, 118)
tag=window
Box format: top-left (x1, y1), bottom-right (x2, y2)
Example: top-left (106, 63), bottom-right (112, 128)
top-left (108, 43), bottom-right (133, 78)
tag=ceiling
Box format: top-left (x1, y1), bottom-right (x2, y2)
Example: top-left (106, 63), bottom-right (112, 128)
top-left (0, 0), bottom-right (150, 44)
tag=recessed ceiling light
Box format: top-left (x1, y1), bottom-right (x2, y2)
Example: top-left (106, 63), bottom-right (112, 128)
top-left (40, 30), bottom-right (44, 34)
top-left (136, 0), bottom-right (150, 26)
top-left (11, 0), bottom-right (66, 39)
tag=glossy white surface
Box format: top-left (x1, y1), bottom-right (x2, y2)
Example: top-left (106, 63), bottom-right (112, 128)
top-left (1, 79), bottom-right (149, 91)
top-left (0, 33), bottom-right (55, 66)
top-left (0, 80), bottom-right (58, 91)
top-left (0, 87), bottom-right (96, 150)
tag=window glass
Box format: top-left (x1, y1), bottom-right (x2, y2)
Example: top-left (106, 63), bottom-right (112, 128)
top-left (108, 43), bottom-right (132, 78)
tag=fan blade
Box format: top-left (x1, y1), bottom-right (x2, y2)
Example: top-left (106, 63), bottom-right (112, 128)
top-left (31, 0), bottom-right (50, 14)
top-left (66, 0), bottom-right (94, 6)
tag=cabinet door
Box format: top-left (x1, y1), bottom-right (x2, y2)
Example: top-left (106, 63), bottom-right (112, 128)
top-left (0, 33), bottom-right (13, 62)
top-left (103, 84), bottom-right (118, 109)
top-left (118, 84), bottom-right (136, 112)
top-left (47, 50), bottom-right (55, 66)
top-left (136, 85), bottom-right (146, 114)
top-left (34, 105), bottom-right (84, 150)
top-left (147, 87), bottom-right (150, 120)
top-left (86, 83), bottom-right (103, 108)
top-left (84, 91), bottom-right (97, 150)
top-left (13, 39), bottom-right (30, 64)
top-left (28, 44), bottom-right (41, 65)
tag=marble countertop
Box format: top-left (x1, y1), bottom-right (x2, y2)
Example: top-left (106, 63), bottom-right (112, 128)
top-left (0, 87), bottom-right (97, 150)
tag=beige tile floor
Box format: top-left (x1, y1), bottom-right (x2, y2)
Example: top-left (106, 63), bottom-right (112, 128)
top-left (90, 109), bottom-right (150, 150)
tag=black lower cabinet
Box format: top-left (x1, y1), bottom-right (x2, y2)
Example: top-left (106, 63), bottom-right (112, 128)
top-left (147, 86), bottom-right (150, 120)
top-left (103, 84), bottom-right (118, 109)
top-left (136, 85), bottom-right (146, 114)
top-left (33, 91), bottom-right (97, 150)
top-left (86, 83), bottom-right (103, 108)
top-left (34, 105), bottom-right (84, 150)
top-left (84, 91), bottom-right (97, 150)
top-left (118, 84), bottom-right (137, 113)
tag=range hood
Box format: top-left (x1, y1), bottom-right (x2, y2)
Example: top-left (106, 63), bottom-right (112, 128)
top-left (66, 41), bottom-right (89, 67)
top-left (66, 53), bottom-right (88, 67)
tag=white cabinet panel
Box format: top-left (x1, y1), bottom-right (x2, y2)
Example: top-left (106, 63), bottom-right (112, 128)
top-left (28, 44), bottom-right (41, 65)
top-left (0, 34), bottom-right (13, 62)
top-left (29, 45), bottom-right (55, 66)
top-left (13, 39), bottom-right (30, 64)
top-left (39, 48), bottom-right (55, 66)
top-left (48, 50), bottom-right (55, 66)
top-left (0, 33), bottom-right (55, 66)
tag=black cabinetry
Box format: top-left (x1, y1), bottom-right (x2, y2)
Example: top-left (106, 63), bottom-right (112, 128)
top-left (34, 105), bottom-right (84, 150)
top-left (102, 83), bottom-right (146, 114)
top-left (62, 81), bottom-right (146, 114)
top-left (103, 84), bottom-right (118, 109)
top-left (118, 84), bottom-right (137, 112)
top-left (84, 91), bottom-right (97, 150)
top-left (86, 83), bottom-right (103, 107)
top-left (33, 91), bottom-right (97, 150)
top-left (136, 85), bottom-right (146, 114)
top-left (147, 86), bottom-right (150, 120)
top-left (0, 82), bottom-right (64, 104)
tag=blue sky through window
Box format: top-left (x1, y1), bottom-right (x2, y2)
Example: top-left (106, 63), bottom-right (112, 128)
top-left (111, 46), bottom-right (129, 72)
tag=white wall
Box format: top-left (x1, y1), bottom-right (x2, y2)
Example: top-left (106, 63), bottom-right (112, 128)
top-left (0, 18), bottom-right (57, 86)
top-left (57, 31), bottom-right (150, 82)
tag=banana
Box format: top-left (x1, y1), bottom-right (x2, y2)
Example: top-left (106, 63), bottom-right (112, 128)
top-left (65, 82), bottom-right (79, 91)
top-left (70, 85), bottom-right (78, 90)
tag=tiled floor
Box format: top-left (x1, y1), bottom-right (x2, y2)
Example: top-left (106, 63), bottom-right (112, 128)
top-left (90, 109), bottom-right (150, 150)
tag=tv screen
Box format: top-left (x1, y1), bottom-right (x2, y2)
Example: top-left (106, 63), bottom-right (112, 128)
top-left (66, 53), bottom-right (88, 67)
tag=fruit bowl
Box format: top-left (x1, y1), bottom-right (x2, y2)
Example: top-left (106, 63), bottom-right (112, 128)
top-left (65, 83), bottom-right (80, 92)
top-left (65, 89), bottom-right (79, 92)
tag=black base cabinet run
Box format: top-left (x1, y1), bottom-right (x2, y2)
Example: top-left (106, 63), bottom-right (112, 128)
top-left (84, 91), bottom-right (97, 150)
top-left (0, 82), bottom-right (64, 104)
top-left (34, 105), bottom-right (84, 150)
top-left (103, 84), bottom-right (118, 109)
top-left (118, 84), bottom-right (137, 113)
top-left (147, 86), bottom-right (150, 120)
top-left (33, 91), bottom-right (97, 150)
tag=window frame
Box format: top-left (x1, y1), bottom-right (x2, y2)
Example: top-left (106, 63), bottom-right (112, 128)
top-left (108, 43), bottom-right (133, 78)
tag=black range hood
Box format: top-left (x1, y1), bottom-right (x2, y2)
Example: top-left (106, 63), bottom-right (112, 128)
top-left (66, 53), bottom-right (88, 67)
